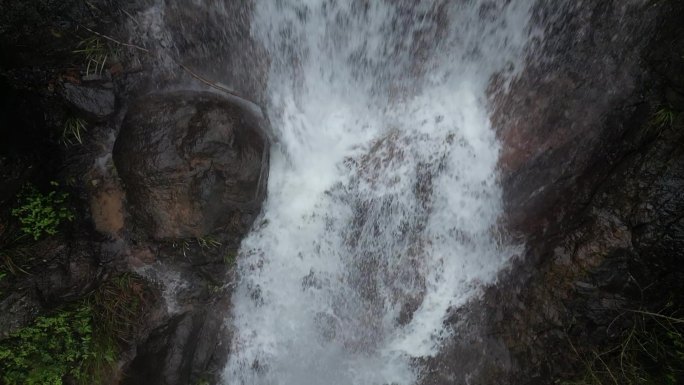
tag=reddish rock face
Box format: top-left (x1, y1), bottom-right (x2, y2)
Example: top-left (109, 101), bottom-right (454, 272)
top-left (113, 91), bottom-right (270, 240)
top-left (421, 2), bottom-right (684, 384)
top-left (492, 2), bottom-right (659, 236)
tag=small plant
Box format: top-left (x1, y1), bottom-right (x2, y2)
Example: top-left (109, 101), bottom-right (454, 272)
top-left (650, 105), bottom-right (680, 130)
top-left (61, 117), bottom-right (87, 146)
top-left (564, 305), bottom-right (684, 385)
top-left (87, 273), bottom-right (148, 344)
top-left (197, 236), bottom-right (222, 250)
top-left (11, 182), bottom-right (75, 240)
top-left (172, 236), bottom-right (222, 258)
top-left (208, 283), bottom-right (224, 294)
top-left (0, 305), bottom-right (97, 385)
top-left (223, 251), bottom-right (237, 266)
top-left (73, 36), bottom-right (111, 77)
top-left (0, 274), bottom-right (152, 385)
top-left (172, 239), bottom-right (192, 258)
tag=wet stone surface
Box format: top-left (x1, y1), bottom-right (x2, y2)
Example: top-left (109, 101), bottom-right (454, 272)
top-left (113, 91), bottom-right (270, 241)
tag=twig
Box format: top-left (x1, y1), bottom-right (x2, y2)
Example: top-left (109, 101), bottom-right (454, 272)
top-left (78, 24), bottom-right (150, 53)
top-left (619, 325), bottom-right (635, 380)
top-left (119, 7), bottom-right (140, 26)
top-left (624, 309), bottom-right (684, 324)
top-left (177, 62), bottom-right (246, 99)
top-left (594, 350), bottom-right (619, 385)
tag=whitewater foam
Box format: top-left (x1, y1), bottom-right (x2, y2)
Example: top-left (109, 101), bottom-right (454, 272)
top-left (222, 2), bottom-right (538, 384)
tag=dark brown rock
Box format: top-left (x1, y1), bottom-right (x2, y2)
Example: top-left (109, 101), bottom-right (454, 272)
top-left (113, 91), bottom-right (270, 240)
top-left (123, 299), bottom-right (232, 385)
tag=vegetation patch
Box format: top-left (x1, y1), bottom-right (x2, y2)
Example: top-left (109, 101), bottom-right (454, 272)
top-left (0, 305), bottom-right (99, 385)
top-left (11, 182), bottom-right (74, 241)
top-left (564, 305), bottom-right (684, 385)
top-left (73, 36), bottom-right (115, 77)
top-left (0, 273), bottom-right (152, 385)
top-left (61, 117), bottom-right (88, 147)
top-left (88, 273), bottom-right (149, 344)
top-left (171, 235), bottom-right (222, 258)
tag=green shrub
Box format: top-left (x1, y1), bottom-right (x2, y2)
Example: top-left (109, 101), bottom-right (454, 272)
top-left (11, 182), bottom-right (74, 240)
top-left (0, 273), bottom-right (150, 385)
top-left (0, 305), bottom-right (101, 385)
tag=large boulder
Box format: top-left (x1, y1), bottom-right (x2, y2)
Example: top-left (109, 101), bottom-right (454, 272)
top-left (113, 91), bottom-right (269, 240)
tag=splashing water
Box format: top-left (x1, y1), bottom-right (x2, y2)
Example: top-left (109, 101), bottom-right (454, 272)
top-left (223, 1), bottom-right (539, 384)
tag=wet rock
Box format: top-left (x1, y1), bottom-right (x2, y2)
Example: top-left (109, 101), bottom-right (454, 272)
top-left (422, 2), bottom-right (684, 384)
top-left (494, 0), bottom-right (660, 235)
top-left (0, 291), bottom-right (41, 338)
top-left (123, 301), bottom-right (231, 385)
top-left (0, 236), bottom-right (103, 338)
top-left (61, 82), bottom-right (116, 120)
top-left (89, 183), bottom-right (126, 238)
top-left (113, 91), bottom-right (270, 240)
top-left (21, 238), bottom-right (103, 304)
top-left (151, 2), bottom-right (268, 105)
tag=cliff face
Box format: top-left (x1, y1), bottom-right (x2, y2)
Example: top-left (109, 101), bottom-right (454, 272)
top-left (496, 1), bottom-right (684, 382)
top-left (422, 1), bottom-right (684, 384)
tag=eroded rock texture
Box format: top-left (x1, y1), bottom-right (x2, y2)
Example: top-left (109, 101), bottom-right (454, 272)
top-left (123, 299), bottom-right (232, 385)
top-left (113, 91), bottom-right (269, 240)
top-left (422, 1), bottom-right (684, 384)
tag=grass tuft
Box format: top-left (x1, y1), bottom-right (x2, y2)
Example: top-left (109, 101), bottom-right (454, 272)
top-left (61, 117), bottom-right (87, 147)
top-left (563, 304), bottom-right (684, 385)
top-left (73, 36), bottom-right (111, 77)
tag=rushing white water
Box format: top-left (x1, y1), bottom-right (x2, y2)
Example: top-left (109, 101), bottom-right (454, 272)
top-left (223, 1), bottom-right (538, 384)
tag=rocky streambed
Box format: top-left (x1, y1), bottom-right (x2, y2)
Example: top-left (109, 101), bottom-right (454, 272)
top-left (1, 1), bottom-right (683, 385)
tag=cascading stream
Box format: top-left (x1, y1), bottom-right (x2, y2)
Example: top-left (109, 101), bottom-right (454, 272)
top-left (224, 1), bottom-right (539, 384)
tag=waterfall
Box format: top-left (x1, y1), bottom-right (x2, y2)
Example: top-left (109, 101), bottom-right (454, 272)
top-left (223, 1), bottom-right (539, 384)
